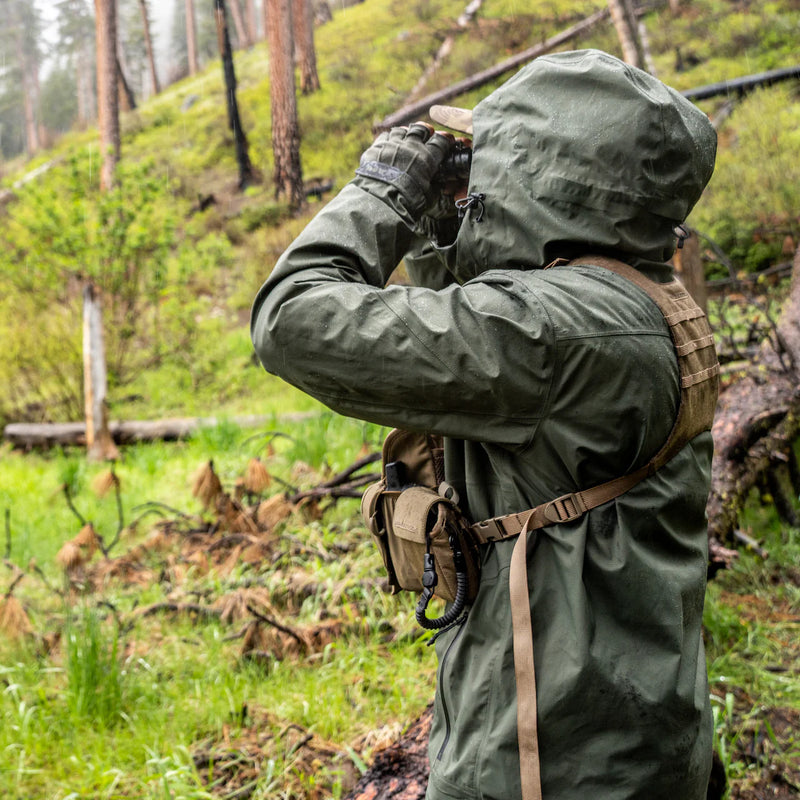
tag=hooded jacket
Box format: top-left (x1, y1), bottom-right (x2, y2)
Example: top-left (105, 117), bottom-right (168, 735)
top-left (251, 50), bottom-right (717, 799)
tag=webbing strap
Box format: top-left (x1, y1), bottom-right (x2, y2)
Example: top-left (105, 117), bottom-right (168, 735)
top-left (471, 464), bottom-right (649, 543)
top-left (510, 521), bottom-right (542, 800)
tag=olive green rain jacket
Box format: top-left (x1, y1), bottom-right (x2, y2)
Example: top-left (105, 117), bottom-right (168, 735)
top-left (251, 50), bottom-right (718, 800)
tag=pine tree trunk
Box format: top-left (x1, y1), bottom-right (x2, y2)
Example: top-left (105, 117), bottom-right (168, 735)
top-left (14, 32), bottom-right (39, 154)
top-left (116, 53), bottom-right (137, 112)
top-left (607, 0), bottom-right (646, 70)
top-left (293, 0), bottom-right (320, 93)
top-left (267, 0), bottom-right (304, 207)
top-left (94, 0), bottom-right (120, 191)
top-left (244, 0), bottom-right (259, 42)
top-left (139, 0), bottom-right (161, 95)
top-left (228, 0), bottom-right (251, 48)
top-left (185, 0), bottom-right (199, 75)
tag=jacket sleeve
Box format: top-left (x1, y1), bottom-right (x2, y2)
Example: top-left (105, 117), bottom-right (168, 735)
top-left (250, 183), bottom-right (554, 446)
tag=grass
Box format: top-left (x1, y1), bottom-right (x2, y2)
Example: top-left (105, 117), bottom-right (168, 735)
top-left (703, 501), bottom-right (800, 797)
top-left (1, 411), bottom-right (441, 799)
top-left (2, 407), bottom-right (799, 797)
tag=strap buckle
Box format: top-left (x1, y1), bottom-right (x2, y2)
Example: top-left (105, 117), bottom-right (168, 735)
top-left (471, 517), bottom-right (506, 543)
top-left (542, 492), bottom-right (587, 524)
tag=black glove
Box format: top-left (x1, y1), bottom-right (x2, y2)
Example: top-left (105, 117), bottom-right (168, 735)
top-left (353, 123), bottom-right (456, 231)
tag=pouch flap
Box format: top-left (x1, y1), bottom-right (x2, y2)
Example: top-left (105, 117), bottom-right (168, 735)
top-left (392, 486), bottom-right (447, 544)
top-left (382, 429), bottom-right (443, 487)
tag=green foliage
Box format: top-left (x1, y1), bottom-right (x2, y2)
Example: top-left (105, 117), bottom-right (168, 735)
top-left (689, 85), bottom-right (800, 273)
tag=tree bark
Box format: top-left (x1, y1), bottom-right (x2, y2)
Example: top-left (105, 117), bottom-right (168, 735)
top-left (185, 0), bottom-right (199, 75)
top-left (83, 285), bottom-right (120, 462)
top-left (244, 0), bottom-right (259, 43)
top-left (139, 0), bottom-right (161, 95)
top-left (13, 16), bottom-right (40, 155)
top-left (266, 0), bottom-right (304, 207)
top-left (706, 244), bottom-right (800, 547)
top-left (214, 0), bottom-right (255, 190)
top-left (607, 0), bottom-right (647, 70)
top-left (292, 0), bottom-right (320, 93)
top-left (95, 0), bottom-right (120, 191)
top-left (228, 0), bottom-right (251, 48)
top-left (116, 53), bottom-right (137, 112)
top-left (671, 231), bottom-right (708, 313)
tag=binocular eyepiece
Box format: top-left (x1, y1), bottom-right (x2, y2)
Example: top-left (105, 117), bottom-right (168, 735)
top-left (435, 143), bottom-right (472, 183)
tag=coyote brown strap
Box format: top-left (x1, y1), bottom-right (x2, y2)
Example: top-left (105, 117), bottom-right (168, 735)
top-left (510, 520), bottom-right (542, 800)
top-left (474, 255), bottom-right (719, 800)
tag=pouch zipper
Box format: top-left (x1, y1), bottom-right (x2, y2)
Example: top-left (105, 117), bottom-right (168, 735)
top-left (436, 619), bottom-right (467, 761)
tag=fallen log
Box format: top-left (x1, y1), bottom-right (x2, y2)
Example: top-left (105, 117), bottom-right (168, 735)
top-left (706, 245), bottom-right (800, 548)
top-left (374, 6), bottom-right (610, 131)
top-left (2, 413), bottom-right (314, 450)
top-left (681, 64), bottom-right (800, 102)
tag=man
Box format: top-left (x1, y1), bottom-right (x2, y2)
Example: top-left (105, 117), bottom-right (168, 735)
top-left (251, 49), bottom-right (718, 799)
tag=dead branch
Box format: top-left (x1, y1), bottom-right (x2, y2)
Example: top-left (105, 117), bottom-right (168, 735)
top-left (682, 64), bottom-right (800, 102)
top-left (62, 483), bottom-right (89, 528)
top-left (134, 602), bottom-right (223, 620)
top-left (246, 603), bottom-right (308, 649)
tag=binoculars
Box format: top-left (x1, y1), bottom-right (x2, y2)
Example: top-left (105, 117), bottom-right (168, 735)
top-left (436, 142), bottom-right (472, 183)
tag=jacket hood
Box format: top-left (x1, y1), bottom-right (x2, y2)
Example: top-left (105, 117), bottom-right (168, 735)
top-left (442, 50), bottom-right (717, 284)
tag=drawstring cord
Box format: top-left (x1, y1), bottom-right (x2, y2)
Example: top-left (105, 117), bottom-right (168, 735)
top-left (456, 192), bottom-right (487, 222)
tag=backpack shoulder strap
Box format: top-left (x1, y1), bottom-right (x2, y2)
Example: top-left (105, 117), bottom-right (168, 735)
top-left (471, 254), bottom-right (720, 543)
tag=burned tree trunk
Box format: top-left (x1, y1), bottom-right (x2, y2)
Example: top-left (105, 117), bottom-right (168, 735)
top-left (215, 0), bottom-right (255, 190)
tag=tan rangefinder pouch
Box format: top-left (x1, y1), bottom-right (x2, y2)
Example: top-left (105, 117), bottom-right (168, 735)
top-left (361, 428), bottom-right (480, 629)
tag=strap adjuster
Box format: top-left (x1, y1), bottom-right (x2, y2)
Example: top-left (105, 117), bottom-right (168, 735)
top-left (543, 492), bottom-right (587, 524)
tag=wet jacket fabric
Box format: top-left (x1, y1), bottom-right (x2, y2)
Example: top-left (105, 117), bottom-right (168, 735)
top-left (251, 50), bottom-right (717, 799)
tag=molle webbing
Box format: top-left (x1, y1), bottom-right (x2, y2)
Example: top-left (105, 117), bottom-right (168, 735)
top-left (470, 255), bottom-right (720, 545)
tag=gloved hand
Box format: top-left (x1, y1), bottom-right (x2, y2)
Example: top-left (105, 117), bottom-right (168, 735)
top-left (353, 123), bottom-right (456, 231)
